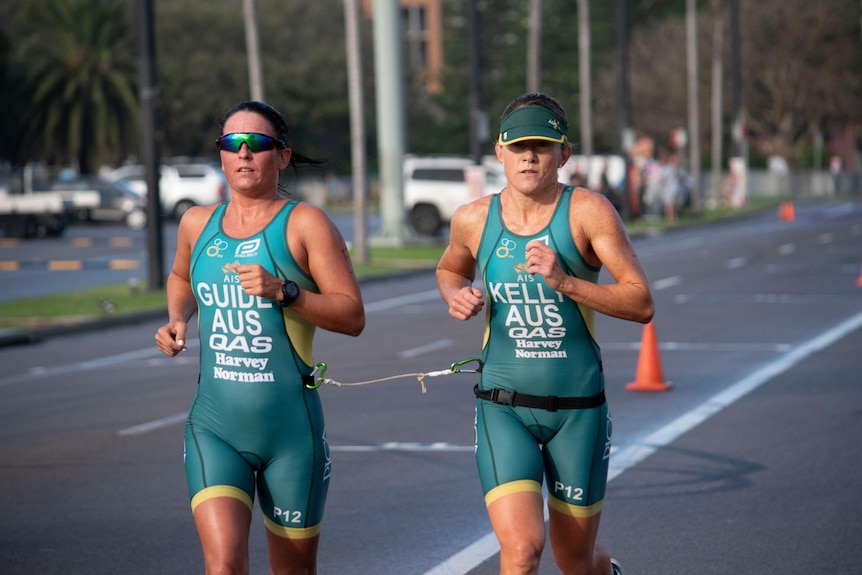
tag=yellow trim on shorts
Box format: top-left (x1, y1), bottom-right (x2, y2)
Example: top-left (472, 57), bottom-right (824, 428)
top-left (190, 485), bottom-right (253, 513)
top-left (548, 494), bottom-right (604, 518)
top-left (264, 516), bottom-right (322, 539)
top-left (484, 479), bottom-right (543, 507)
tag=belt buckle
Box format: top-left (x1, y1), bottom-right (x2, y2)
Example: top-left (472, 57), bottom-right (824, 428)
top-left (491, 388), bottom-right (515, 406)
top-left (546, 395), bottom-right (559, 412)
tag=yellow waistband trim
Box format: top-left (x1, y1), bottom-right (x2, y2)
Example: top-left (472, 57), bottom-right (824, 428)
top-left (263, 516), bottom-right (322, 539)
top-left (548, 495), bottom-right (604, 518)
top-left (484, 479), bottom-right (543, 507)
top-left (190, 485), bottom-right (253, 513)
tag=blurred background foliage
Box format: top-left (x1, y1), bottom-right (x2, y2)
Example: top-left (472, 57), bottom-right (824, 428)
top-left (0, 0), bottom-right (860, 175)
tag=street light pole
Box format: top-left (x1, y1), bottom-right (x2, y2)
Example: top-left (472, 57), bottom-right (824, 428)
top-left (615, 0), bottom-right (633, 221)
top-left (136, 0), bottom-right (164, 290)
top-left (466, 0), bottom-right (486, 165)
top-left (243, 0), bottom-right (265, 101)
top-left (686, 0), bottom-right (702, 212)
top-left (344, 0), bottom-right (369, 263)
top-left (527, 0), bottom-right (542, 93)
top-left (578, 0), bottom-right (593, 158)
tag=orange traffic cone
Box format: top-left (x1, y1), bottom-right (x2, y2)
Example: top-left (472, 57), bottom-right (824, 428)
top-left (778, 201), bottom-right (795, 222)
top-left (626, 322), bottom-right (672, 392)
top-left (856, 266), bottom-right (862, 288)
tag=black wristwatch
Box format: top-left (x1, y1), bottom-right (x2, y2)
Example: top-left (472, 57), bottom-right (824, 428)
top-left (278, 280), bottom-right (300, 307)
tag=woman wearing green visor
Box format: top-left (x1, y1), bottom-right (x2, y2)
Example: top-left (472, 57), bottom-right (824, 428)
top-left (437, 93), bottom-right (654, 575)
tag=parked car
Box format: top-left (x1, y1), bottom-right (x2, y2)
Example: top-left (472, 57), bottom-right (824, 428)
top-left (403, 155), bottom-right (506, 236)
top-left (101, 161), bottom-right (228, 220)
top-left (50, 177), bottom-right (147, 230)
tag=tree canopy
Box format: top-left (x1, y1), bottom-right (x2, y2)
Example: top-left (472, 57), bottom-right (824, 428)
top-left (0, 0), bottom-right (860, 174)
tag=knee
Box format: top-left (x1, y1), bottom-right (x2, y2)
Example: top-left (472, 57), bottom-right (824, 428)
top-left (500, 536), bottom-right (544, 572)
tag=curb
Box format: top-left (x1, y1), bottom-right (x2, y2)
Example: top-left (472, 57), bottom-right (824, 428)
top-left (0, 308), bottom-right (169, 347)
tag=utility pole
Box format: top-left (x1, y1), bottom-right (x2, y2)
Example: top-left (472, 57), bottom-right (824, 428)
top-left (710, 0), bottom-right (724, 202)
top-left (730, 0), bottom-right (744, 159)
top-left (615, 0), bottom-right (633, 221)
top-left (466, 0), bottom-right (486, 165)
top-left (527, 0), bottom-right (542, 93)
top-left (243, 0), bottom-right (264, 101)
top-left (344, 0), bottom-right (368, 263)
top-left (372, 0), bottom-right (407, 242)
top-left (578, 0), bottom-right (593, 158)
top-left (686, 0), bottom-right (701, 212)
top-left (136, 0), bottom-right (164, 290)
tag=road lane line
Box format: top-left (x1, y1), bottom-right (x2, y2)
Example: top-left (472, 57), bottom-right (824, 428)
top-left (651, 276), bottom-right (681, 290)
top-left (601, 342), bottom-right (791, 352)
top-left (400, 339), bottom-right (454, 359)
top-left (778, 243), bottom-right (795, 255)
top-left (0, 347), bottom-right (166, 387)
top-left (330, 442), bottom-right (473, 452)
top-left (420, 309), bottom-right (862, 575)
top-left (119, 412), bottom-right (187, 436)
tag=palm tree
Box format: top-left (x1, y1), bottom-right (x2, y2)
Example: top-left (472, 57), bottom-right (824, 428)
top-left (23, 0), bottom-right (138, 174)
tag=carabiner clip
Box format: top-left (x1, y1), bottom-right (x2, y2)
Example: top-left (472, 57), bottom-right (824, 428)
top-left (306, 361), bottom-right (328, 389)
top-left (449, 357), bottom-right (483, 374)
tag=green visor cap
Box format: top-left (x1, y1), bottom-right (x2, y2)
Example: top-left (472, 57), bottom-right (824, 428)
top-left (498, 105), bottom-right (568, 145)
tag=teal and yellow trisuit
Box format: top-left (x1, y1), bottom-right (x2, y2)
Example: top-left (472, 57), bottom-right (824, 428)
top-left (475, 186), bottom-right (612, 517)
top-left (184, 201), bottom-right (329, 539)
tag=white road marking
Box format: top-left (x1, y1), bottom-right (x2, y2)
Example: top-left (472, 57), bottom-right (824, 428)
top-left (330, 442), bottom-right (473, 452)
top-left (726, 257), bottom-right (747, 269)
top-left (601, 342), bottom-right (792, 352)
top-left (400, 339), bottom-right (454, 359)
top-left (420, 309), bottom-right (862, 575)
top-left (651, 276), bottom-right (681, 290)
top-left (778, 243), bottom-right (795, 255)
top-left (119, 413), bottom-right (187, 436)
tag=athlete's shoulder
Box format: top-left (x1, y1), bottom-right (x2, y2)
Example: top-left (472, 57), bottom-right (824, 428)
top-left (287, 200), bottom-right (338, 232)
top-left (178, 203), bottom-right (220, 240)
top-left (451, 193), bottom-right (493, 230)
top-left (180, 204), bottom-right (221, 229)
top-left (568, 186), bottom-right (619, 219)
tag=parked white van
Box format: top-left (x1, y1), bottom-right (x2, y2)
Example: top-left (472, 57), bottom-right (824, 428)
top-left (403, 155), bottom-right (506, 236)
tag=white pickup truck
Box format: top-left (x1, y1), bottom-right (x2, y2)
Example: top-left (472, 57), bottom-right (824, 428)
top-left (0, 186), bottom-right (72, 238)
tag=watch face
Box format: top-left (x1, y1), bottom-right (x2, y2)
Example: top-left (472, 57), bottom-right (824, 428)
top-left (282, 280), bottom-right (300, 304)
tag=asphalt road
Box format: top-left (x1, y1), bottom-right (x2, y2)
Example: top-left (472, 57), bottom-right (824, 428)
top-left (1, 200), bottom-right (861, 574)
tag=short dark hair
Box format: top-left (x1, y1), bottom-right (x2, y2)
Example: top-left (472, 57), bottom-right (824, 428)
top-left (500, 93), bottom-right (569, 129)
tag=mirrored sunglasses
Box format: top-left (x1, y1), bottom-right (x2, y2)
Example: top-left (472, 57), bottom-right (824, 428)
top-left (215, 132), bottom-right (285, 153)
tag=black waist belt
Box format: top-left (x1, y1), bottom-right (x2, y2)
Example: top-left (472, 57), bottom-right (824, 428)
top-left (474, 384), bottom-right (606, 412)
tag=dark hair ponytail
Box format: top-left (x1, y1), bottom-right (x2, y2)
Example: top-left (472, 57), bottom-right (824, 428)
top-left (220, 101), bottom-right (328, 172)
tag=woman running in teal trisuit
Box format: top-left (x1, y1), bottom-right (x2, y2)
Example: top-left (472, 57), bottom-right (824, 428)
top-left (155, 101), bottom-right (365, 574)
top-left (437, 93), bottom-right (654, 575)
